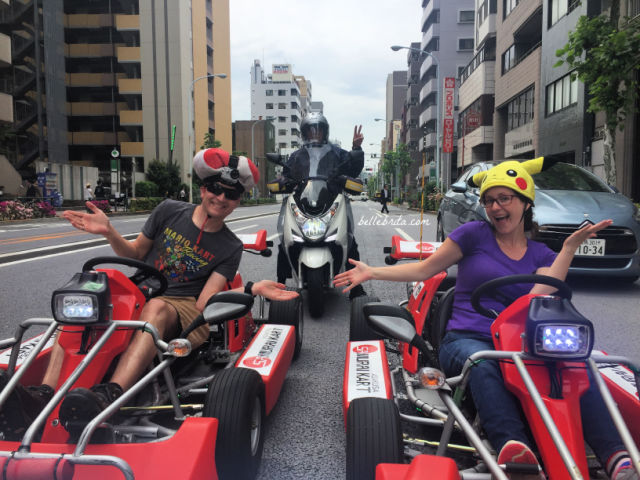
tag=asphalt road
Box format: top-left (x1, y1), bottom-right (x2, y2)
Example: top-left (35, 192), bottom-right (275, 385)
top-left (0, 201), bottom-right (638, 479)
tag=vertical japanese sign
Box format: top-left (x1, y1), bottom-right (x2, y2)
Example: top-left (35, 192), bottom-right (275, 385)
top-left (442, 77), bottom-right (456, 154)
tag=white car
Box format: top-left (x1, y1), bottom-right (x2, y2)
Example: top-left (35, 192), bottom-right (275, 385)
top-left (359, 192), bottom-right (369, 201)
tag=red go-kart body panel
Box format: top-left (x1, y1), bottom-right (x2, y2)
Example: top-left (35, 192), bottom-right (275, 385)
top-left (342, 341), bottom-right (393, 424)
top-left (0, 417), bottom-right (218, 480)
top-left (376, 454), bottom-right (460, 480)
top-left (388, 235), bottom-right (442, 261)
top-left (492, 295), bottom-right (593, 479)
top-left (236, 229), bottom-right (268, 252)
top-left (403, 272), bottom-right (447, 374)
top-left (236, 324), bottom-right (295, 415)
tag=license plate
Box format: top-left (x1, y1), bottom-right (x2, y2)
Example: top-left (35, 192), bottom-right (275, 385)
top-left (575, 238), bottom-right (605, 256)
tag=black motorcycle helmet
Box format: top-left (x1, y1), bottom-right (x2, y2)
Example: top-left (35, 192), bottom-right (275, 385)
top-left (301, 113), bottom-right (329, 144)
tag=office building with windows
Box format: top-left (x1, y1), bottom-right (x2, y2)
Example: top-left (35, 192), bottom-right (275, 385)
top-left (0, 0), bottom-right (230, 198)
top-left (250, 59), bottom-right (314, 151)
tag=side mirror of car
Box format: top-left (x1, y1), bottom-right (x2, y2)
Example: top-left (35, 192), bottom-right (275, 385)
top-left (266, 153), bottom-right (285, 166)
top-left (450, 181), bottom-right (468, 193)
top-left (202, 292), bottom-right (254, 325)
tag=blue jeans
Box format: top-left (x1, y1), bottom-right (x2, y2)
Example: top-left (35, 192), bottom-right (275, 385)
top-left (439, 330), bottom-right (624, 464)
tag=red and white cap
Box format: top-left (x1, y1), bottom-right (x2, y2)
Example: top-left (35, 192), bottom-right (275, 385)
top-left (193, 148), bottom-right (259, 192)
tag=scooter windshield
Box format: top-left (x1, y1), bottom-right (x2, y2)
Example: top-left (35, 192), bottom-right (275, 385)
top-left (295, 178), bottom-right (337, 217)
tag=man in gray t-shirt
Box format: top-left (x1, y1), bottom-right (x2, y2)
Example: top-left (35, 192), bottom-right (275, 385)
top-left (0, 149), bottom-right (298, 439)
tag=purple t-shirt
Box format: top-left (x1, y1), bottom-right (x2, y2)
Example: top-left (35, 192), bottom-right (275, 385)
top-left (447, 221), bottom-right (556, 336)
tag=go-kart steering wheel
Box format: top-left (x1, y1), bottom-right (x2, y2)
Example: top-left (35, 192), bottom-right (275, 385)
top-left (470, 274), bottom-right (572, 319)
top-left (82, 256), bottom-right (168, 298)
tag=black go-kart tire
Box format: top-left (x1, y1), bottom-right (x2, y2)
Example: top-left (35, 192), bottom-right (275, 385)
top-left (268, 287), bottom-right (303, 360)
top-left (204, 368), bottom-right (265, 480)
top-left (349, 295), bottom-right (382, 342)
top-left (306, 267), bottom-right (325, 318)
top-left (346, 397), bottom-right (403, 480)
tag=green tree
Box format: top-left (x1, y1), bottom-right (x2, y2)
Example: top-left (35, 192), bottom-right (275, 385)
top-left (200, 132), bottom-right (221, 150)
top-left (147, 159), bottom-right (181, 197)
top-left (555, 0), bottom-right (640, 186)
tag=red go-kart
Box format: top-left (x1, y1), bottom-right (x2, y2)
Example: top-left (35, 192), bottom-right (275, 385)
top-left (0, 230), bottom-right (303, 480)
top-left (343, 236), bottom-right (640, 480)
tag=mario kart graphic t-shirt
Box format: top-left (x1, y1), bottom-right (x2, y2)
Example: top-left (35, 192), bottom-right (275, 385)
top-left (141, 199), bottom-right (242, 297)
top-left (447, 221), bottom-right (556, 336)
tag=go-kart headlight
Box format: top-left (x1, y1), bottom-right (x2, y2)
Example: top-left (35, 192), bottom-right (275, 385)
top-left (301, 217), bottom-right (328, 240)
top-left (51, 271), bottom-right (110, 324)
top-left (526, 297), bottom-right (593, 360)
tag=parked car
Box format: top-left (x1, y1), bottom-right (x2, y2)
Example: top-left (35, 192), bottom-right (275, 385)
top-left (437, 161), bottom-right (640, 282)
top-left (359, 191), bottom-right (369, 201)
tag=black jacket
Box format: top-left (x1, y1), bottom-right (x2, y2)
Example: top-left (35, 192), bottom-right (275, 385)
top-left (284, 143), bottom-right (364, 183)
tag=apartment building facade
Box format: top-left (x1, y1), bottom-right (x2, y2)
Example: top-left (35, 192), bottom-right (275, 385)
top-left (0, 0), bottom-right (230, 198)
top-left (250, 60), bottom-right (311, 151)
top-left (419, 0), bottom-right (475, 187)
top-left (456, 0), bottom-right (638, 201)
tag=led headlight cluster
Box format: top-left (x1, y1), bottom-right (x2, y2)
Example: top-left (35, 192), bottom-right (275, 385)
top-left (291, 202), bottom-right (339, 241)
top-left (526, 296), bottom-right (593, 360)
top-left (51, 271), bottom-right (111, 324)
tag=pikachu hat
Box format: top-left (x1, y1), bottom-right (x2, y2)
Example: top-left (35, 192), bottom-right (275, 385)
top-left (468, 157), bottom-right (554, 204)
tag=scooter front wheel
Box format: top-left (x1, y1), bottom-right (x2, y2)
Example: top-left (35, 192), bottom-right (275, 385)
top-left (306, 267), bottom-right (325, 318)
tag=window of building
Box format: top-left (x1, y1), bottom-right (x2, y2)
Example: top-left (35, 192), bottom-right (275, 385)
top-left (459, 10), bottom-right (475, 22)
top-left (506, 86), bottom-right (534, 131)
top-left (265, 103), bottom-right (273, 109)
top-left (291, 141), bottom-right (299, 148)
top-left (265, 89), bottom-right (273, 96)
top-left (291, 115), bottom-right (299, 122)
top-left (290, 102), bottom-right (298, 110)
top-left (279, 142), bottom-right (287, 149)
top-left (549, 0), bottom-right (580, 26)
top-left (457, 66), bottom-right (466, 79)
top-left (504, 0), bottom-right (520, 18)
top-left (459, 38), bottom-right (474, 51)
top-left (278, 103), bottom-right (286, 109)
top-left (630, 0), bottom-right (640, 17)
top-left (424, 38), bottom-right (439, 52)
top-left (290, 88), bottom-right (297, 95)
top-left (545, 72), bottom-right (579, 116)
top-left (278, 116), bottom-right (287, 122)
top-left (277, 89), bottom-right (286, 96)
top-left (278, 129), bottom-right (287, 136)
top-left (501, 45), bottom-right (515, 74)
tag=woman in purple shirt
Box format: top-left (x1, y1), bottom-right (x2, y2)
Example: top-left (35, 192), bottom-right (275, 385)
top-left (335, 159), bottom-right (635, 480)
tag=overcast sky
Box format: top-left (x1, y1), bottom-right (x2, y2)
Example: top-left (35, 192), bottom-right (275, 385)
top-left (229, 0), bottom-right (422, 167)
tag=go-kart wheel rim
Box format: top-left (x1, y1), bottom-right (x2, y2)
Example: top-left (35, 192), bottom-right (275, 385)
top-left (250, 397), bottom-right (262, 456)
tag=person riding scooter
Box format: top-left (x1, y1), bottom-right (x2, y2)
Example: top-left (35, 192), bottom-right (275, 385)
top-left (276, 112), bottom-right (367, 299)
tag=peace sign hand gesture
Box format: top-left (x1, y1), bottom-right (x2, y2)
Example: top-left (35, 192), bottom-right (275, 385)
top-left (352, 125), bottom-right (363, 149)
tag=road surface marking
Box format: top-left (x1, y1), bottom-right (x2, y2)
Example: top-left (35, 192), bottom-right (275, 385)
top-left (0, 244), bottom-right (110, 268)
top-left (395, 228), bottom-right (414, 241)
top-left (267, 233), bottom-right (279, 241)
top-left (232, 224), bottom-right (258, 233)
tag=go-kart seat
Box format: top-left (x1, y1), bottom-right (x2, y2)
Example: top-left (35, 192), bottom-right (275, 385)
top-left (429, 287), bottom-right (455, 351)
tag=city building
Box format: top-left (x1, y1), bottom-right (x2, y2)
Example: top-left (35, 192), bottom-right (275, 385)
top-left (399, 42), bottom-right (424, 186)
top-left (455, 0), bottom-right (638, 201)
top-left (418, 0), bottom-right (475, 188)
top-left (232, 119), bottom-right (275, 197)
top-left (250, 59), bottom-right (312, 151)
top-left (0, 0), bottom-right (231, 199)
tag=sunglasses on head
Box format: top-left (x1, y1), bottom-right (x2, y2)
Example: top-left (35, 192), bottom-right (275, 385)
top-left (204, 182), bottom-right (243, 200)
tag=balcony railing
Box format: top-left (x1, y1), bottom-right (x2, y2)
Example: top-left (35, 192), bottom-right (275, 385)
top-left (460, 46), bottom-right (496, 85)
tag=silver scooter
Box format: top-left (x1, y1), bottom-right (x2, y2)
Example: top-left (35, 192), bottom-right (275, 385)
top-left (268, 150), bottom-right (363, 317)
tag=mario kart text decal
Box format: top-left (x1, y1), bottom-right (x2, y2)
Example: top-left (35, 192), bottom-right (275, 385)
top-left (347, 341), bottom-right (388, 403)
top-left (239, 325), bottom-right (293, 376)
top-left (0, 334), bottom-right (55, 367)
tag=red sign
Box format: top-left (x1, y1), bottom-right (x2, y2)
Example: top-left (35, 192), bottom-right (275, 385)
top-left (442, 77), bottom-right (456, 153)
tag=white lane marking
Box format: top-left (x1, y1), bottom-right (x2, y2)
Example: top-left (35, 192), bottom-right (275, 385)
top-left (0, 244), bottom-right (110, 268)
top-left (395, 228), bottom-right (414, 241)
top-left (267, 233), bottom-right (279, 241)
top-left (231, 224), bottom-right (258, 233)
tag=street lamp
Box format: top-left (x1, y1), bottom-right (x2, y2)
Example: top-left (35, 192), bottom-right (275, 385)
top-left (188, 73), bottom-right (227, 203)
top-left (251, 117), bottom-right (274, 198)
top-left (391, 45), bottom-right (440, 190)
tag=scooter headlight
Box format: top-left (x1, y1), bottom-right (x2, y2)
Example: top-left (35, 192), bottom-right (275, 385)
top-left (301, 217), bottom-right (328, 240)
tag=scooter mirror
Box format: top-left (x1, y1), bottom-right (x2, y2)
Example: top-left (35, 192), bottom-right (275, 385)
top-left (266, 153), bottom-right (284, 166)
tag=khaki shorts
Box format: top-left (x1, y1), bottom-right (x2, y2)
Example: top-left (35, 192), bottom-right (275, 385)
top-left (159, 296), bottom-right (209, 348)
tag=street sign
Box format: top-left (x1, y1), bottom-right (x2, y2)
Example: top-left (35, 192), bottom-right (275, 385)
top-left (466, 112), bottom-right (480, 130)
top-left (111, 148), bottom-right (120, 158)
top-left (442, 77), bottom-right (456, 153)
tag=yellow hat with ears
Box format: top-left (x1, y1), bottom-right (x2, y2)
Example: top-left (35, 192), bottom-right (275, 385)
top-left (469, 157), bottom-right (553, 203)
